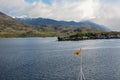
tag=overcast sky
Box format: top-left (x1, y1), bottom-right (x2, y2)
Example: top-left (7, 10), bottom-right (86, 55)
top-left (0, 0), bottom-right (120, 31)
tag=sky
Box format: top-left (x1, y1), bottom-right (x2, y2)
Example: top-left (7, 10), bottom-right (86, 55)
top-left (0, 0), bottom-right (120, 31)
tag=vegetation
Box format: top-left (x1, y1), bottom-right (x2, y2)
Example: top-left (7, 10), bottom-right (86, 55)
top-left (58, 32), bottom-right (120, 41)
top-left (0, 11), bottom-right (120, 39)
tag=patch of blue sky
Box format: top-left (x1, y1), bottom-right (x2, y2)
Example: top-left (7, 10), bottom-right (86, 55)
top-left (25, 0), bottom-right (51, 5)
top-left (42, 0), bottom-right (51, 5)
top-left (25, 0), bottom-right (38, 3)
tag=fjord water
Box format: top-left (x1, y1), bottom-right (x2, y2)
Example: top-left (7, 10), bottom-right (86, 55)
top-left (0, 38), bottom-right (120, 80)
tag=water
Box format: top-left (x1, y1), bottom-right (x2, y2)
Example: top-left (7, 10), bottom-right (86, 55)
top-left (0, 38), bottom-right (120, 80)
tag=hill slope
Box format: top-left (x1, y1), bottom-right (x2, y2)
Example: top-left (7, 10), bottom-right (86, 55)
top-left (0, 12), bottom-right (34, 33)
top-left (0, 12), bottom-right (45, 37)
top-left (0, 12), bottom-right (28, 31)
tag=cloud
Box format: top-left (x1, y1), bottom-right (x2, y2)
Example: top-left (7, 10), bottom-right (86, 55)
top-left (92, 1), bottom-right (120, 31)
top-left (21, 0), bottom-right (100, 22)
top-left (0, 0), bottom-right (120, 31)
top-left (0, 0), bottom-right (30, 16)
top-left (0, 0), bottom-right (100, 20)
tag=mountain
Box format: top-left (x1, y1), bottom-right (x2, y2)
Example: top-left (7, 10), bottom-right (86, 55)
top-left (16, 18), bottom-right (111, 32)
top-left (0, 12), bottom-right (31, 32)
top-left (0, 12), bottom-right (73, 37)
top-left (0, 11), bottom-right (111, 38)
top-left (0, 12), bottom-right (47, 37)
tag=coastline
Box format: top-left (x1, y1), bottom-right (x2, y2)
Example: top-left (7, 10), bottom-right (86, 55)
top-left (57, 32), bottom-right (120, 41)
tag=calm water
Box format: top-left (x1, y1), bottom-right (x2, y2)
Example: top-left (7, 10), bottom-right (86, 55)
top-left (0, 38), bottom-right (120, 80)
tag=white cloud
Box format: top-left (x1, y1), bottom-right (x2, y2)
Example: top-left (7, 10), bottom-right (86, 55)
top-left (28, 0), bottom-right (100, 21)
top-left (0, 0), bottom-right (100, 20)
top-left (0, 0), bottom-right (120, 31)
top-left (92, 2), bottom-right (120, 31)
top-left (0, 0), bottom-right (30, 16)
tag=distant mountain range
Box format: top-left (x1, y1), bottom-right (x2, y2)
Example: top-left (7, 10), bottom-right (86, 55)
top-left (16, 18), bottom-right (111, 32)
top-left (0, 11), bottom-right (111, 37)
top-left (0, 11), bottom-right (77, 37)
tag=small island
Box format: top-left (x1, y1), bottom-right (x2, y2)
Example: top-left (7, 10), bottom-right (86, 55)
top-left (57, 32), bottom-right (120, 41)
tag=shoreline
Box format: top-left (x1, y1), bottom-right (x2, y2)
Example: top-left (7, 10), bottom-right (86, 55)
top-left (57, 37), bottom-right (120, 41)
top-left (57, 32), bottom-right (120, 41)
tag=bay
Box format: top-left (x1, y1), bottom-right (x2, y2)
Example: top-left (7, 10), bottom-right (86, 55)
top-left (0, 38), bottom-right (120, 80)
